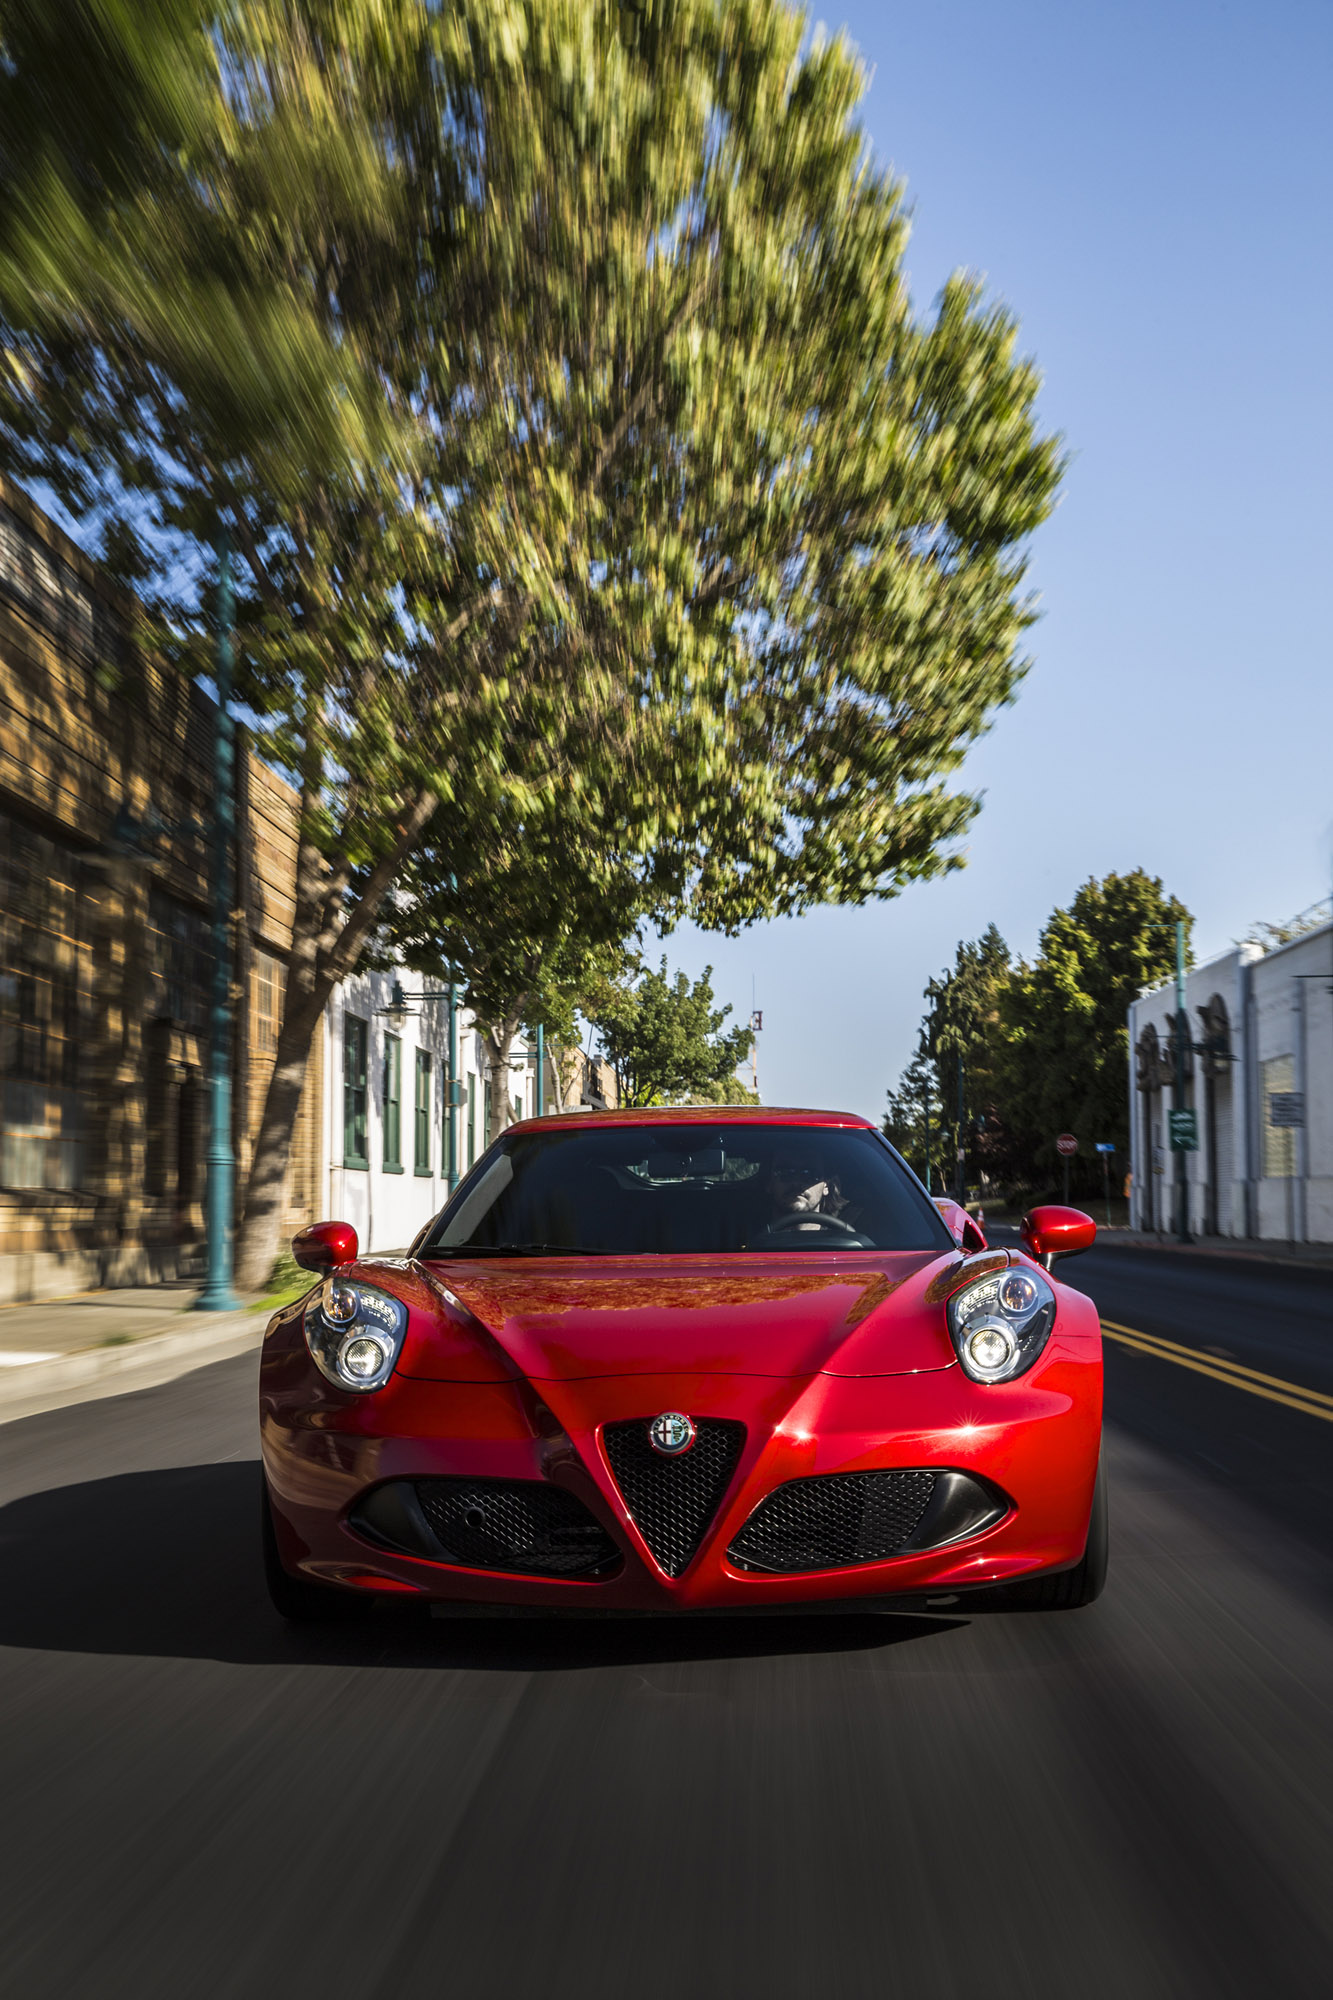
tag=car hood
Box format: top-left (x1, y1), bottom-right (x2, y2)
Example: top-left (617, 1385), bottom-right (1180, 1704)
top-left (403, 1251), bottom-right (962, 1380)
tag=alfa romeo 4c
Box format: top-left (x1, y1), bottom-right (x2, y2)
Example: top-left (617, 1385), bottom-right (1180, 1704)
top-left (260, 1108), bottom-right (1106, 1619)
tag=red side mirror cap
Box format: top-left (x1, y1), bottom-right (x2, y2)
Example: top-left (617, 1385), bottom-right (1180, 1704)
top-left (291, 1220), bottom-right (359, 1274)
top-left (1020, 1205), bottom-right (1096, 1267)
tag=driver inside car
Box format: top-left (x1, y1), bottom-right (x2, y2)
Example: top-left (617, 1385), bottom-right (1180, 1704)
top-left (759, 1152), bottom-right (853, 1233)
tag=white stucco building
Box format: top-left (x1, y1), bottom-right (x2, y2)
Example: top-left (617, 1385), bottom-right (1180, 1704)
top-left (322, 968), bottom-right (536, 1254)
top-left (1127, 922), bottom-right (1333, 1242)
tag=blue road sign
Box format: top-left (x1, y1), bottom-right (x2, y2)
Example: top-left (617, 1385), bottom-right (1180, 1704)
top-left (1094, 1142), bottom-right (1115, 1153)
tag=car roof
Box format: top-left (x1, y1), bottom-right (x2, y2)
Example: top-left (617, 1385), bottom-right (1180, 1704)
top-left (503, 1106), bottom-right (877, 1137)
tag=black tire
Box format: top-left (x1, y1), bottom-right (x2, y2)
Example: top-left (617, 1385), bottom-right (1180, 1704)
top-left (261, 1474), bottom-right (356, 1623)
top-left (1018, 1459), bottom-right (1109, 1610)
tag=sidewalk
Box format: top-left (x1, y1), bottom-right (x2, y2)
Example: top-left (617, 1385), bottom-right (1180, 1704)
top-left (1096, 1227), bottom-right (1333, 1273)
top-left (0, 1283), bottom-right (274, 1427)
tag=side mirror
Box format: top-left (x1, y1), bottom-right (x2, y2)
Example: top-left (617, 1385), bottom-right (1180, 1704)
top-left (291, 1220), bottom-right (359, 1274)
top-left (1020, 1204), bottom-right (1095, 1270)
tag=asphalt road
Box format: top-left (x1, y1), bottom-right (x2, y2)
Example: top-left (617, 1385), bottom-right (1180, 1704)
top-left (2, 1246), bottom-right (1331, 1999)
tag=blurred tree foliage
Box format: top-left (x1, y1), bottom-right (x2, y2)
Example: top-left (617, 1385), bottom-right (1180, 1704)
top-left (887, 873), bottom-right (1192, 1197)
top-left (591, 959), bottom-right (754, 1108)
top-left (0, 0), bottom-right (1063, 1283)
top-left (386, 795), bottom-right (646, 1140)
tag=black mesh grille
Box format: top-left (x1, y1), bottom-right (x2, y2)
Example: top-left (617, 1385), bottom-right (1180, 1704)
top-left (412, 1478), bottom-right (620, 1578)
top-left (602, 1418), bottom-right (746, 1577)
top-left (728, 1471), bottom-right (937, 1573)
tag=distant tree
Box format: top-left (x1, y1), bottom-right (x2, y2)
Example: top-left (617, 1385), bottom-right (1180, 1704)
top-left (679, 1076), bottom-right (763, 1108)
top-left (1236, 901), bottom-right (1330, 954)
top-left (884, 1046), bottom-right (946, 1189)
top-left (921, 925), bottom-right (1013, 1190)
top-left (592, 961), bottom-right (754, 1109)
top-left (996, 870), bottom-right (1191, 1183)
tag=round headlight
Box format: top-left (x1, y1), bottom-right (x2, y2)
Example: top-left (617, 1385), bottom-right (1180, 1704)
top-left (967, 1324), bottom-right (1015, 1373)
top-left (323, 1279), bottom-right (358, 1326)
top-left (946, 1262), bottom-right (1056, 1383)
top-left (341, 1334), bottom-right (389, 1381)
top-left (305, 1282), bottom-right (408, 1391)
top-left (998, 1271), bottom-right (1039, 1316)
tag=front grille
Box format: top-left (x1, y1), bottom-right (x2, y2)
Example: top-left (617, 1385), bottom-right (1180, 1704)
top-left (412, 1478), bottom-right (620, 1578)
top-left (602, 1418), bottom-right (746, 1577)
top-left (728, 1471), bottom-right (937, 1573)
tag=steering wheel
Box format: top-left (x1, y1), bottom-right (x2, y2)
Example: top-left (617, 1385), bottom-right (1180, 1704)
top-left (753, 1209), bottom-right (865, 1244)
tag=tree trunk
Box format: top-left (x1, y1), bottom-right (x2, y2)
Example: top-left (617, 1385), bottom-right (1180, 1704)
top-left (482, 1012), bottom-right (525, 1145)
top-left (233, 990), bottom-right (324, 1291)
top-left (548, 1038), bottom-right (568, 1113)
top-left (232, 785), bottom-right (438, 1292)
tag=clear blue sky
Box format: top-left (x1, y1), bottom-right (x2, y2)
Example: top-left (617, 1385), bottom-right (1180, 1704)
top-left (662, 0), bottom-right (1333, 1118)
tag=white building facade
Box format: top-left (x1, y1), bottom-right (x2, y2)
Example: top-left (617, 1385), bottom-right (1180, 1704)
top-left (322, 969), bottom-right (536, 1255)
top-left (1127, 923), bottom-right (1333, 1242)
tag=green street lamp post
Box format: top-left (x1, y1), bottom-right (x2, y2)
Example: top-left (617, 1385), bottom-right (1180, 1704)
top-left (535, 1021), bottom-right (545, 1117)
top-left (1172, 918), bottom-right (1189, 1245)
top-left (196, 531), bottom-right (241, 1309)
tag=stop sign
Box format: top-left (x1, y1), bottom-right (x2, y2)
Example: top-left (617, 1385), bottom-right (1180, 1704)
top-left (1056, 1132), bottom-right (1078, 1157)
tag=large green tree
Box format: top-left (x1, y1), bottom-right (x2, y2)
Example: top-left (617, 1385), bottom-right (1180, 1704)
top-left (2, 0), bottom-right (1063, 1286)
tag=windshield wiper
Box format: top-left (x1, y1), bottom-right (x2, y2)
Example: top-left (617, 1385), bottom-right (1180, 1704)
top-left (426, 1242), bottom-right (614, 1259)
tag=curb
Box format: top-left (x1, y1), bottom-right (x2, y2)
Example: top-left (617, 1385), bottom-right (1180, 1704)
top-left (0, 1310), bottom-right (266, 1427)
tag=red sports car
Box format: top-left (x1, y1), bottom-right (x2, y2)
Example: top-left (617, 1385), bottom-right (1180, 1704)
top-left (260, 1108), bottom-right (1106, 1620)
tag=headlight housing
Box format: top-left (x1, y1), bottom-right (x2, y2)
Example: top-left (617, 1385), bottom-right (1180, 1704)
top-left (946, 1264), bottom-right (1056, 1383)
top-left (304, 1279), bottom-right (408, 1392)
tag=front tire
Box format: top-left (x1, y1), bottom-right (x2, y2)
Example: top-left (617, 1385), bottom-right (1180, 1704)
top-left (261, 1474), bottom-right (355, 1623)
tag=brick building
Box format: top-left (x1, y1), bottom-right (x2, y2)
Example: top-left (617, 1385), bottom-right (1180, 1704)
top-left (0, 477), bottom-right (320, 1302)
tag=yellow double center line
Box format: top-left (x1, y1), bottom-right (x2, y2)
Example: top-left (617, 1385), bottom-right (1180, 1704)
top-left (1099, 1319), bottom-right (1333, 1424)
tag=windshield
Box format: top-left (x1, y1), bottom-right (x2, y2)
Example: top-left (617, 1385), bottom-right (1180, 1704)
top-left (422, 1124), bottom-right (951, 1258)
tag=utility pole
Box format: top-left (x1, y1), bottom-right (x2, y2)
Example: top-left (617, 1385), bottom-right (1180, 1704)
top-left (196, 530), bottom-right (241, 1309)
top-left (535, 1021), bottom-right (545, 1117)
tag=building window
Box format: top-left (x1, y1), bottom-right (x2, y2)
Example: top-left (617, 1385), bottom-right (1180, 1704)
top-left (252, 948), bottom-right (283, 1053)
top-left (1262, 1054), bottom-right (1296, 1177)
top-left (414, 1048), bottom-right (432, 1175)
top-left (147, 885), bottom-right (209, 1031)
top-left (343, 1014), bottom-right (369, 1168)
top-left (383, 1033), bottom-right (402, 1170)
top-left (0, 813), bottom-right (89, 1190)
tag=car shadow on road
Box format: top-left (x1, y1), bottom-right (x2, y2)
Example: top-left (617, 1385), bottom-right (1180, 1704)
top-left (0, 1462), bottom-right (965, 1671)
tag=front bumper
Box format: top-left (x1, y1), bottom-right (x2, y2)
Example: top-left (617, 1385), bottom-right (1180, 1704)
top-left (261, 1299), bottom-right (1102, 1610)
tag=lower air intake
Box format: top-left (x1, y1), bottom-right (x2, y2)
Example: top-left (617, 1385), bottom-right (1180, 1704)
top-left (355, 1477), bottom-right (621, 1578)
top-left (602, 1417), bottom-right (746, 1577)
top-left (728, 1470), bottom-right (938, 1573)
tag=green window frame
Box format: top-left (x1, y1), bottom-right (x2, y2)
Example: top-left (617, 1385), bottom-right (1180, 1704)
top-left (383, 1033), bottom-right (402, 1171)
top-left (343, 1014), bottom-right (369, 1169)
top-left (414, 1048), bottom-right (433, 1175)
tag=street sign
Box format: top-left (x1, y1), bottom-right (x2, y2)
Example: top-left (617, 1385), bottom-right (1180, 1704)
top-left (1269, 1092), bottom-right (1305, 1128)
top-left (1055, 1133), bottom-right (1077, 1157)
top-left (1095, 1141), bottom-right (1115, 1154)
top-left (1168, 1108), bottom-right (1198, 1151)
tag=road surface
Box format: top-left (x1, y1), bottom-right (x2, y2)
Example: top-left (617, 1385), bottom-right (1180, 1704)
top-left (1, 1242), bottom-right (1330, 1997)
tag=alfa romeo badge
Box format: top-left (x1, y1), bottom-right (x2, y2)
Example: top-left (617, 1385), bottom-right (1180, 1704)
top-left (648, 1411), bottom-right (697, 1456)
